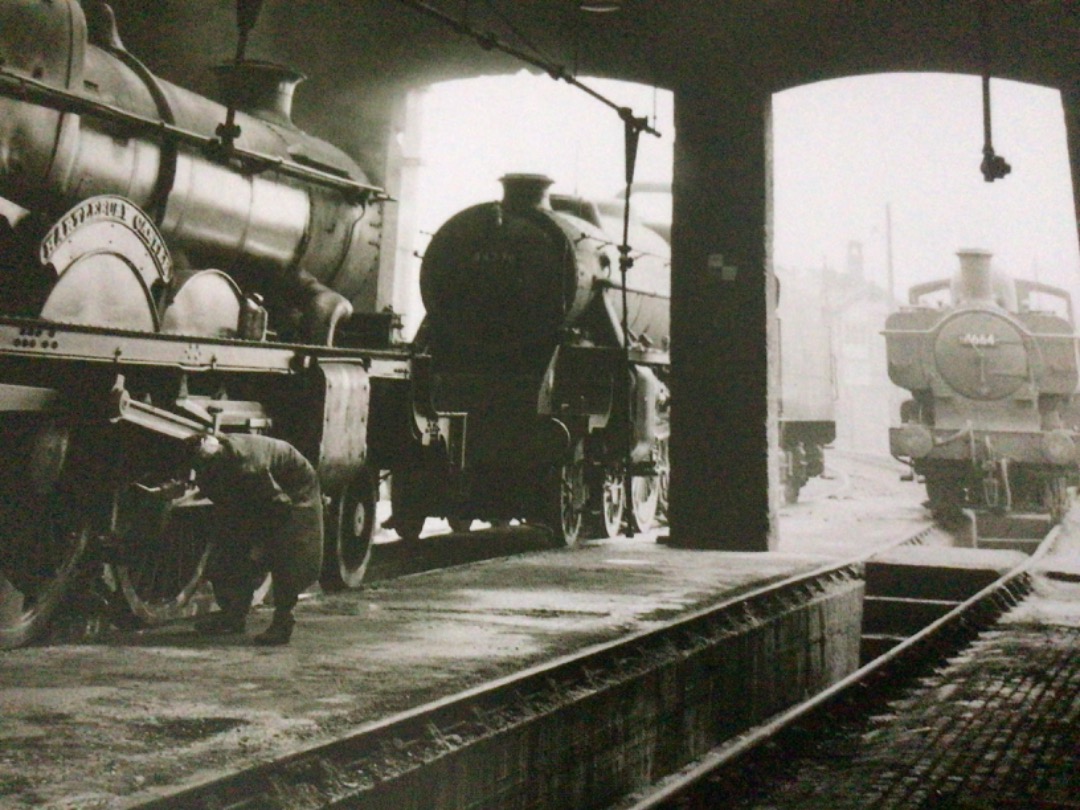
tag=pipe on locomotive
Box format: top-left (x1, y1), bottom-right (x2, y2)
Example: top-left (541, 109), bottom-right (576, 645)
top-left (0, 0), bottom-right (384, 343)
top-left (950, 248), bottom-right (1018, 311)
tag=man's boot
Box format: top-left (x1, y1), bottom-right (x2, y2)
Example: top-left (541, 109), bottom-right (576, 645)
top-left (253, 610), bottom-right (294, 646)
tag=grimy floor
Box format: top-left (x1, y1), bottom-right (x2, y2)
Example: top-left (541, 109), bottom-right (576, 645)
top-left (0, 455), bottom-right (927, 810)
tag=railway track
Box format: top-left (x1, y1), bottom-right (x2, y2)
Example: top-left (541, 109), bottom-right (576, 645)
top-left (617, 515), bottom-right (1059, 810)
top-left (122, 523), bottom-right (953, 810)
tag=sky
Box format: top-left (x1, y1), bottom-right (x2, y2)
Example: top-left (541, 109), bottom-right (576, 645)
top-left (772, 73), bottom-right (1080, 303)
top-left (413, 70), bottom-right (675, 243)
top-left (408, 70), bottom-right (1079, 326)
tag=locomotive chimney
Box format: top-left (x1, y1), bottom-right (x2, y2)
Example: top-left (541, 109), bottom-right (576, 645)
top-left (952, 248), bottom-right (995, 305)
top-left (499, 173), bottom-right (555, 212)
top-left (211, 60), bottom-right (306, 127)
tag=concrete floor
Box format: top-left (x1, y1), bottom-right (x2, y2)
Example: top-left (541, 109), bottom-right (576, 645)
top-left (0, 453), bottom-right (929, 810)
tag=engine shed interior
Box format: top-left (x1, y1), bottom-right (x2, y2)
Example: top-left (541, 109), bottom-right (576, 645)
top-left (34, 0), bottom-right (1080, 550)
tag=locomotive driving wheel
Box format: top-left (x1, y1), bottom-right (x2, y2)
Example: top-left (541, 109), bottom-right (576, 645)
top-left (583, 462), bottom-right (625, 539)
top-left (654, 437), bottom-right (669, 525)
top-left (631, 438), bottom-right (668, 532)
top-left (599, 465), bottom-right (626, 538)
top-left (924, 467), bottom-right (966, 525)
top-left (321, 468), bottom-right (377, 591)
top-left (0, 416), bottom-right (92, 649)
top-left (108, 484), bottom-right (216, 625)
top-left (537, 459), bottom-right (585, 546)
top-left (630, 473), bottom-right (659, 533)
top-left (389, 470), bottom-right (428, 542)
top-left (1045, 477), bottom-right (1071, 525)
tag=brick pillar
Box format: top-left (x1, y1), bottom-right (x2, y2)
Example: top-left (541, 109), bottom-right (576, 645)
top-left (667, 80), bottom-right (778, 551)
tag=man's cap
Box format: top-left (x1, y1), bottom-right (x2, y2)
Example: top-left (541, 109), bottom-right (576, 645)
top-left (187, 432), bottom-right (223, 456)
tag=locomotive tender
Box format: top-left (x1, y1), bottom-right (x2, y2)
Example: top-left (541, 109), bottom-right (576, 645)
top-left (776, 268), bottom-right (836, 504)
top-left (886, 248), bottom-right (1080, 524)
top-left (401, 173), bottom-right (671, 545)
top-left (0, 0), bottom-right (420, 647)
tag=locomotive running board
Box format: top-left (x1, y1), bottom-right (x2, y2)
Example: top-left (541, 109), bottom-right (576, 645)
top-left (0, 317), bottom-right (411, 380)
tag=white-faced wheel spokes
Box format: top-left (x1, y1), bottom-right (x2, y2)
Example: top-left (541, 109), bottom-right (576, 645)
top-left (630, 472), bottom-right (659, 533)
top-left (540, 460), bottom-right (585, 547)
top-left (600, 466), bottom-right (626, 538)
top-left (321, 468), bottom-right (377, 591)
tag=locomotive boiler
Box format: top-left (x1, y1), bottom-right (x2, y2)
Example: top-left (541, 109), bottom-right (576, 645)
top-left (0, 0), bottom-right (412, 647)
top-left (885, 248), bottom-right (1080, 525)
top-left (396, 173), bottom-right (670, 544)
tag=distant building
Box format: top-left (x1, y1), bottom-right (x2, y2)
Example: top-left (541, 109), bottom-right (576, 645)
top-left (777, 240), bottom-right (904, 463)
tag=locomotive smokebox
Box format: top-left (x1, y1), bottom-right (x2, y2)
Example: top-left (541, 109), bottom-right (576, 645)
top-left (499, 173), bottom-right (554, 211)
top-left (211, 60), bottom-right (306, 127)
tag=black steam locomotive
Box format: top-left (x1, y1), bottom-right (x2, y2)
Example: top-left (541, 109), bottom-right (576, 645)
top-left (886, 248), bottom-right (1080, 524)
top-left (396, 173), bottom-right (671, 545)
top-left (0, 0), bottom-right (419, 647)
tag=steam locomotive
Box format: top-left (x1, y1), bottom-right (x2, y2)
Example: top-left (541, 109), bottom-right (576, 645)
top-left (885, 249), bottom-right (1080, 524)
top-left (0, 0), bottom-right (420, 647)
top-left (397, 173), bottom-right (671, 545)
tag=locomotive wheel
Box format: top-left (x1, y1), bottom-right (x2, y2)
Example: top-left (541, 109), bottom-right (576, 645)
top-left (924, 470), bottom-right (965, 524)
top-left (782, 444), bottom-right (807, 505)
top-left (109, 487), bottom-right (216, 625)
top-left (0, 418), bottom-right (91, 649)
top-left (0, 502), bottom-right (91, 649)
top-left (654, 438), bottom-right (670, 525)
top-left (389, 470), bottom-right (427, 542)
top-left (630, 473), bottom-right (659, 532)
top-left (599, 466), bottom-right (626, 538)
top-left (321, 469), bottom-right (377, 591)
top-left (1045, 477), bottom-right (1071, 524)
top-left (539, 460), bottom-right (585, 547)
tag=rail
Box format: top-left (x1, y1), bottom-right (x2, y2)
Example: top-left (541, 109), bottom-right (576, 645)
top-left (617, 524), bottom-right (1055, 809)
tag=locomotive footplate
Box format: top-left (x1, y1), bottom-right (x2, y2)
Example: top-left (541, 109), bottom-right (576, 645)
top-left (0, 317), bottom-right (411, 379)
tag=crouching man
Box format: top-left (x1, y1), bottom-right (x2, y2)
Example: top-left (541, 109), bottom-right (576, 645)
top-left (186, 432), bottom-right (323, 646)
